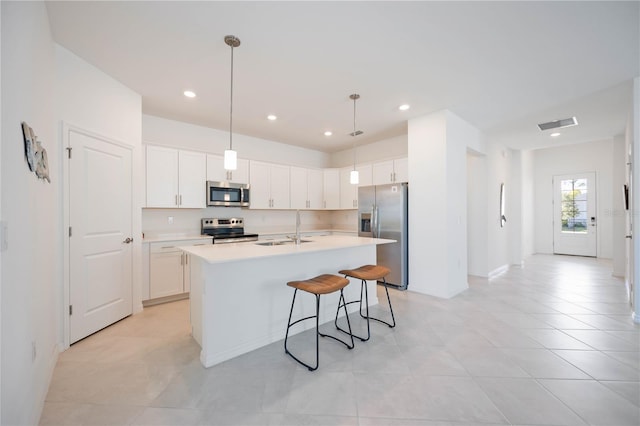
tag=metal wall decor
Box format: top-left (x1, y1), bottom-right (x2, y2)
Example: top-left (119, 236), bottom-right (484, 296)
top-left (21, 121), bottom-right (50, 182)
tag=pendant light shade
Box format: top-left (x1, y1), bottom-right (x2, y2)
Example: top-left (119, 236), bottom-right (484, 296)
top-left (349, 93), bottom-right (362, 185)
top-left (224, 35), bottom-right (240, 171)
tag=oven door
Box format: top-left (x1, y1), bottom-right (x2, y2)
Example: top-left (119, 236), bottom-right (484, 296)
top-left (207, 181), bottom-right (250, 207)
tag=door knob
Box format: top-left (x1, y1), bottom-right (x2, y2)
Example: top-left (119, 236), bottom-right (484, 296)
top-left (122, 237), bottom-right (133, 244)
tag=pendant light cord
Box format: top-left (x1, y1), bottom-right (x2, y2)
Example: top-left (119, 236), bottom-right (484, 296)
top-left (352, 94), bottom-right (357, 171)
top-left (229, 44), bottom-right (234, 151)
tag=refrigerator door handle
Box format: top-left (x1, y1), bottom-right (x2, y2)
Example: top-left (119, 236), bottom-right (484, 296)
top-left (373, 204), bottom-right (379, 238)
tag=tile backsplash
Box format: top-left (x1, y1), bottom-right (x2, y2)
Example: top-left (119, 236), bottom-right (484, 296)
top-left (142, 207), bottom-right (357, 238)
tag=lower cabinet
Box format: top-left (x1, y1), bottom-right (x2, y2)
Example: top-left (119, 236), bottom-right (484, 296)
top-left (145, 239), bottom-right (211, 303)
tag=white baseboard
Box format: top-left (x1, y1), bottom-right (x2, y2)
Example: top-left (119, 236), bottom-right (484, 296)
top-left (488, 264), bottom-right (509, 279)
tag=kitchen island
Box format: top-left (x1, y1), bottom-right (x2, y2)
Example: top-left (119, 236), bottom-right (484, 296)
top-left (180, 235), bottom-right (394, 368)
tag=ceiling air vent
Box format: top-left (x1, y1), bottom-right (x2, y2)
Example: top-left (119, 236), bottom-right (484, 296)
top-left (537, 117), bottom-right (578, 131)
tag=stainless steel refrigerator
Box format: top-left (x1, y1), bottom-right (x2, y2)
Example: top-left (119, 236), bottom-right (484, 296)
top-left (358, 183), bottom-right (408, 289)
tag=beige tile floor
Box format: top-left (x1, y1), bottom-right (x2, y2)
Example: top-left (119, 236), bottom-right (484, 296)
top-left (41, 255), bottom-right (640, 425)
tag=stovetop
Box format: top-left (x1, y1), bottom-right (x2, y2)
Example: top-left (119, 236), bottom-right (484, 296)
top-left (201, 217), bottom-right (259, 244)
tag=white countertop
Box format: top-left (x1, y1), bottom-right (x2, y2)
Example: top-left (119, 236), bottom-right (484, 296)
top-left (179, 235), bottom-right (394, 264)
top-left (142, 228), bottom-right (356, 243)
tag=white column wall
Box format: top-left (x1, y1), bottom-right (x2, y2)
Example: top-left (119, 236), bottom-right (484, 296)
top-left (510, 150), bottom-right (524, 266)
top-left (521, 150), bottom-right (536, 258)
top-left (1, 2), bottom-right (58, 424)
top-left (485, 143), bottom-right (512, 275)
top-left (408, 110), bottom-right (483, 298)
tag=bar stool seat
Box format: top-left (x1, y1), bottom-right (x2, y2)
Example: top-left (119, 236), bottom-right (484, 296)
top-left (336, 265), bottom-right (396, 342)
top-left (284, 274), bottom-right (354, 371)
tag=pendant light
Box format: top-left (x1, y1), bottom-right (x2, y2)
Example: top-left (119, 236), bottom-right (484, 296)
top-left (224, 35), bottom-right (240, 170)
top-left (349, 93), bottom-right (362, 185)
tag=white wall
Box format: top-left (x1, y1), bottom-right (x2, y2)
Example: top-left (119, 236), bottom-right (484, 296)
top-left (55, 45), bottom-right (143, 315)
top-left (633, 75), bottom-right (640, 323)
top-left (533, 139), bottom-right (614, 258)
top-left (521, 149), bottom-right (535, 257)
top-left (408, 110), bottom-right (483, 298)
top-left (612, 134), bottom-right (627, 277)
top-left (1, 2), bottom-right (58, 424)
top-left (143, 115), bottom-right (329, 168)
top-left (467, 151), bottom-right (488, 276)
top-left (329, 135), bottom-right (408, 168)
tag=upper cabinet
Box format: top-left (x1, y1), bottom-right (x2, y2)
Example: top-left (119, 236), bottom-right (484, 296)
top-left (249, 161), bottom-right (290, 209)
top-left (290, 167), bottom-right (324, 210)
top-left (323, 169), bottom-right (340, 210)
top-left (206, 154), bottom-right (249, 184)
top-left (372, 158), bottom-right (408, 185)
top-left (146, 145), bottom-right (206, 208)
top-left (339, 164), bottom-right (372, 209)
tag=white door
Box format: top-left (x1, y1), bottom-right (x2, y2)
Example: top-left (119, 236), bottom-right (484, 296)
top-left (553, 172), bottom-right (597, 257)
top-left (69, 130), bottom-right (133, 343)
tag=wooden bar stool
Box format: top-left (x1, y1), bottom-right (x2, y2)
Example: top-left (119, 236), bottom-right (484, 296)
top-left (335, 265), bottom-right (396, 342)
top-left (284, 274), bottom-right (355, 371)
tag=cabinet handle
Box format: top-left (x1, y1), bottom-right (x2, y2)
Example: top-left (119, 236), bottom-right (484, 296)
top-left (175, 195), bottom-right (178, 206)
top-left (393, 172), bottom-right (397, 182)
top-left (161, 246), bottom-right (175, 249)
top-left (185, 254), bottom-right (188, 265)
top-left (179, 195), bottom-right (182, 205)
top-left (390, 172), bottom-right (393, 182)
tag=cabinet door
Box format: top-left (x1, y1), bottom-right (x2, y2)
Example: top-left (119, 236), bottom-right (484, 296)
top-left (372, 160), bottom-right (394, 185)
top-left (307, 168), bottom-right (324, 209)
top-left (206, 154), bottom-right (226, 182)
top-left (290, 166), bottom-right (308, 209)
top-left (249, 161), bottom-right (272, 209)
top-left (357, 164), bottom-right (373, 187)
top-left (146, 145), bottom-right (179, 207)
top-left (269, 164), bottom-right (290, 209)
top-left (394, 158), bottom-right (408, 183)
top-left (178, 150), bottom-right (206, 208)
top-left (149, 251), bottom-right (184, 299)
top-left (340, 167), bottom-right (357, 209)
top-left (323, 169), bottom-right (340, 209)
top-left (230, 159), bottom-right (250, 184)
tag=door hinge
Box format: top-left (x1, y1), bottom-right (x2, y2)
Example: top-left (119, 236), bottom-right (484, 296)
top-left (69, 226), bottom-right (72, 237)
top-left (69, 305), bottom-right (73, 315)
top-left (66, 147), bottom-right (72, 159)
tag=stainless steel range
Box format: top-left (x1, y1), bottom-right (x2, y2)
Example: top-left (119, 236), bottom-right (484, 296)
top-left (201, 217), bottom-right (259, 244)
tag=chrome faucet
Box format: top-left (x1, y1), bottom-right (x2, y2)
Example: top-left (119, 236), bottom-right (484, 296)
top-left (288, 210), bottom-right (302, 245)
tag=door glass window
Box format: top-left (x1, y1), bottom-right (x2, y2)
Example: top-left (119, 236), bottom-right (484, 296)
top-left (560, 178), bottom-right (588, 233)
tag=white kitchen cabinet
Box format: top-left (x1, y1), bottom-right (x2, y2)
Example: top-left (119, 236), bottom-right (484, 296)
top-left (339, 164), bottom-right (372, 209)
top-left (290, 166), bottom-right (323, 209)
top-left (323, 168), bottom-right (340, 209)
top-left (147, 239), bottom-right (211, 301)
top-left (249, 161), bottom-right (290, 209)
top-left (206, 154), bottom-right (249, 184)
top-left (372, 158), bottom-right (408, 184)
top-left (145, 145), bottom-right (206, 208)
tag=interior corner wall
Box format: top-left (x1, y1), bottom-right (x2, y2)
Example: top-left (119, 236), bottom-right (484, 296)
top-left (633, 75), bottom-right (640, 323)
top-left (142, 115), bottom-right (330, 168)
top-left (485, 142), bottom-right (512, 275)
top-left (612, 134), bottom-right (627, 277)
top-left (55, 45), bottom-right (143, 315)
top-left (1, 2), bottom-right (58, 424)
top-left (521, 150), bottom-right (535, 258)
top-left (329, 135), bottom-right (408, 168)
top-left (467, 151), bottom-right (488, 277)
top-left (533, 139), bottom-right (614, 258)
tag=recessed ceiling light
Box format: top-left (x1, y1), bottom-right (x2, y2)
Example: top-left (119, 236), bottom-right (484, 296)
top-left (267, 115), bottom-right (277, 121)
top-left (399, 104), bottom-right (410, 111)
top-left (183, 90), bottom-right (196, 98)
top-left (550, 132), bottom-right (561, 137)
top-left (324, 131), bottom-right (332, 136)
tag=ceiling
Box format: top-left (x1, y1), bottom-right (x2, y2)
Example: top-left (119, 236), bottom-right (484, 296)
top-left (45, 1), bottom-right (639, 153)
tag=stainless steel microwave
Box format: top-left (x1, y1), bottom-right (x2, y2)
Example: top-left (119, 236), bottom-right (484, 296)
top-left (206, 181), bottom-right (250, 207)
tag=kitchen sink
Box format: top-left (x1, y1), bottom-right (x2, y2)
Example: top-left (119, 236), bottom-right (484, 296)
top-left (255, 240), bottom-right (312, 246)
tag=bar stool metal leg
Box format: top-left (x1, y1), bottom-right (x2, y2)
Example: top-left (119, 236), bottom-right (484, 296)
top-left (285, 288), bottom-right (354, 371)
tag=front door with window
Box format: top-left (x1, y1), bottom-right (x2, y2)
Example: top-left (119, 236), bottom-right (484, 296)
top-left (553, 172), bottom-right (597, 257)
